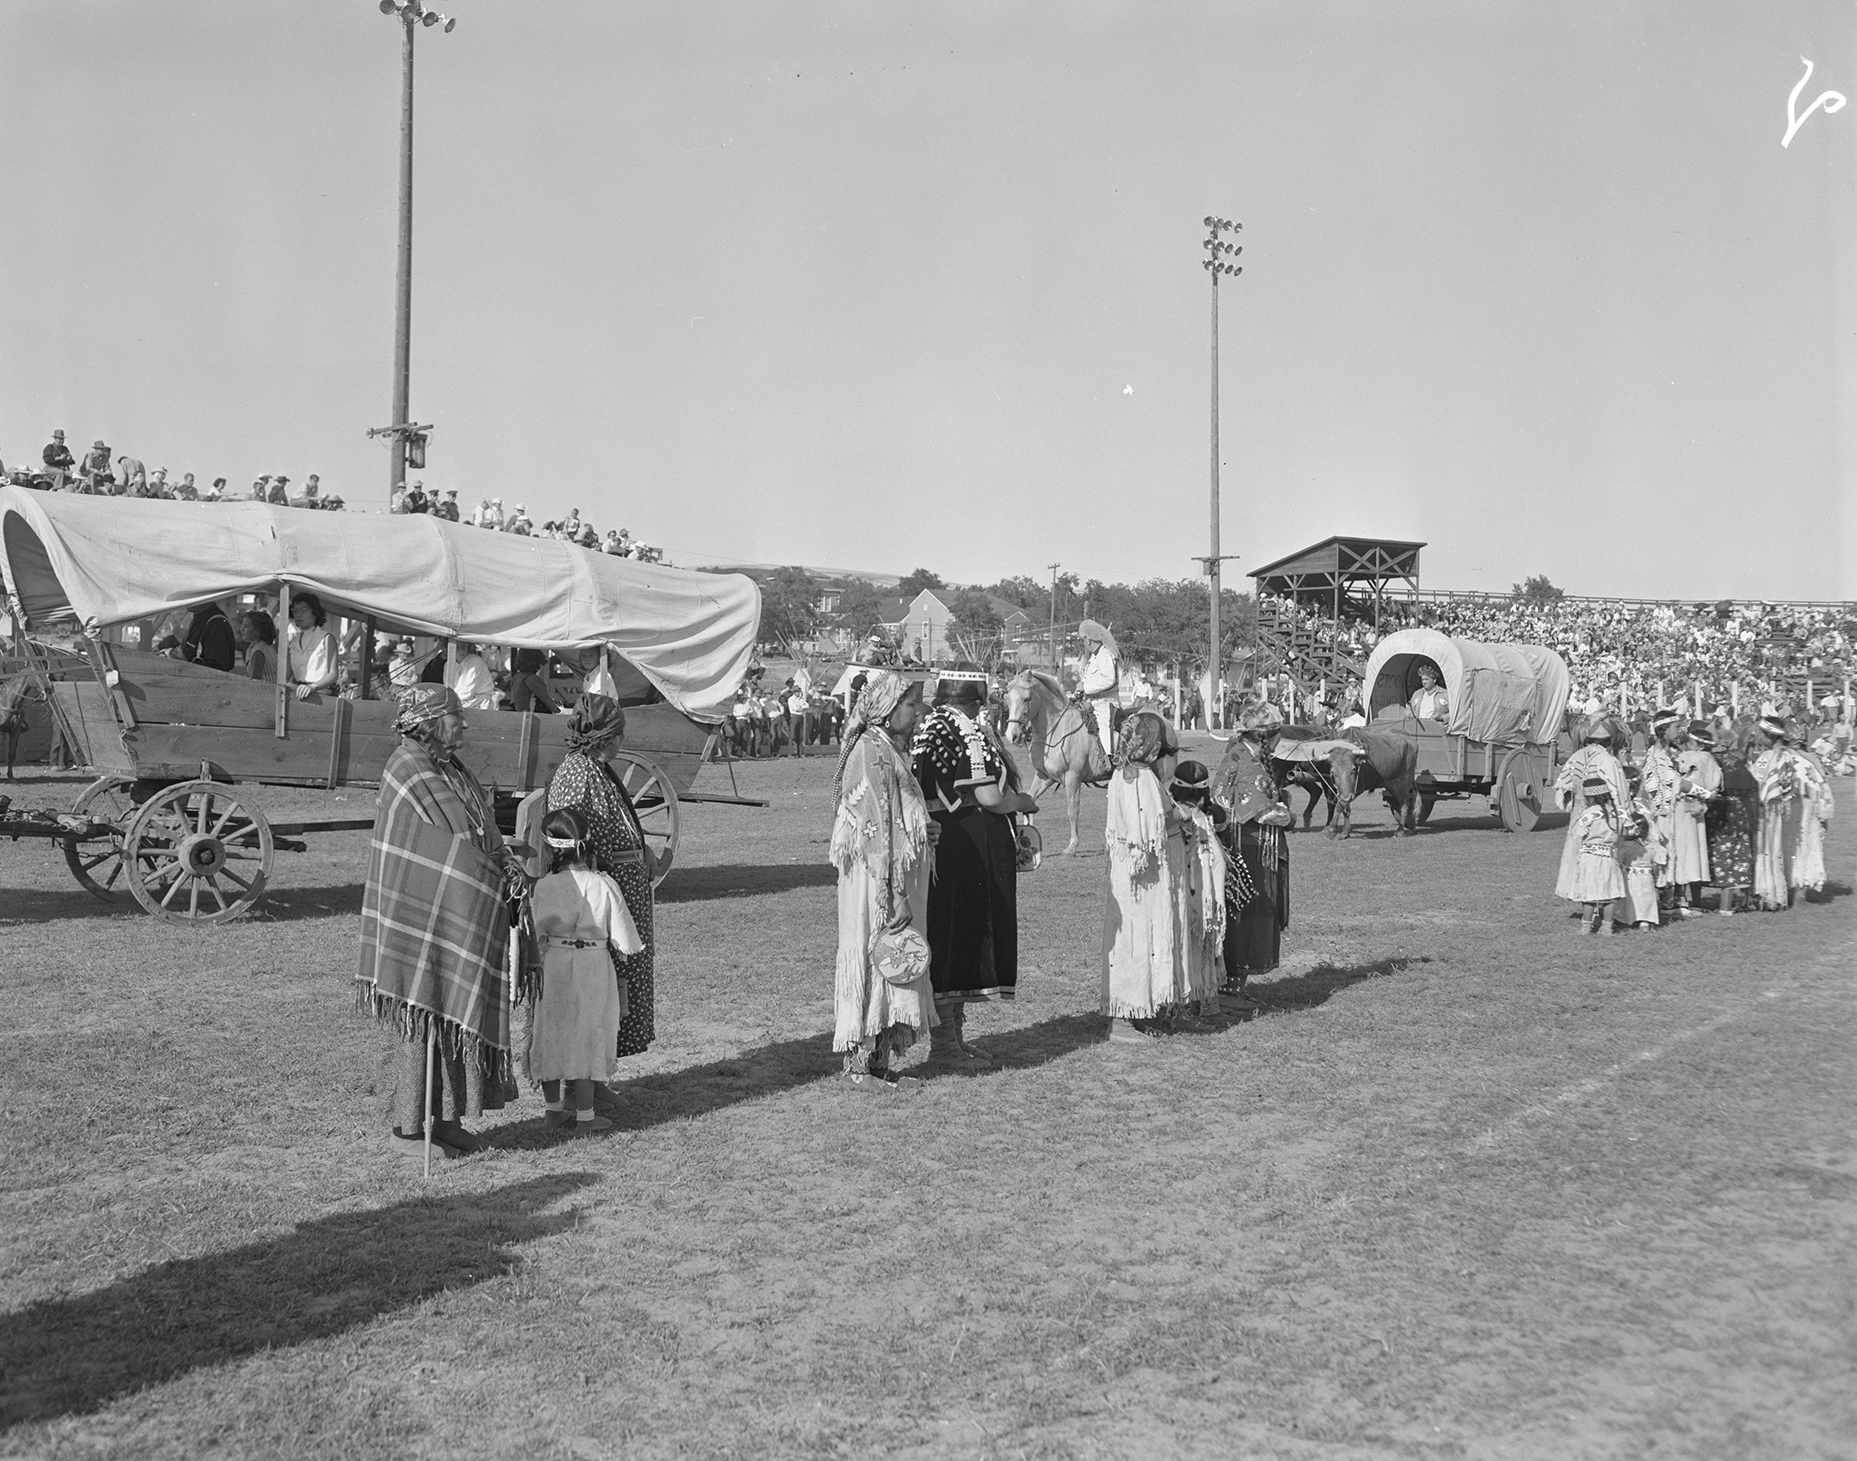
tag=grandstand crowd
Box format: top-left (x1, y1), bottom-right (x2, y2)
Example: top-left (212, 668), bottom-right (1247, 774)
top-left (1275, 593), bottom-right (1856, 716)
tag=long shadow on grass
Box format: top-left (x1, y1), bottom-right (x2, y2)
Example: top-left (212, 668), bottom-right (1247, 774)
top-left (488, 1012), bottom-right (1111, 1144)
top-left (0, 882), bottom-right (365, 926)
top-left (0, 1172), bottom-right (599, 1428)
top-left (657, 862), bottom-right (835, 903)
top-left (1246, 956), bottom-right (1413, 1012)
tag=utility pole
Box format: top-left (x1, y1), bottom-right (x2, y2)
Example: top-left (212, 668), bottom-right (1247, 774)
top-left (373, 1), bottom-right (456, 510)
top-left (1047, 562), bottom-right (1061, 671)
top-left (1201, 215), bottom-right (1241, 727)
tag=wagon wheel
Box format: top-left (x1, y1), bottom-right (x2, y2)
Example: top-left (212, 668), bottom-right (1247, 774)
top-left (1496, 750), bottom-right (1542, 834)
top-left (122, 780), bottom-right (274, 925)
top-left (63, 774), bottom-right (139, 900)
top-left (610, 750), bottom-right (680, 888)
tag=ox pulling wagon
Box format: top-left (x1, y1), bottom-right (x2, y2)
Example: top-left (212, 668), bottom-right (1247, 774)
top-left (1344, 628), bottom-right (1569, 835)
top-left (0, 485), bottom-right (762, 924)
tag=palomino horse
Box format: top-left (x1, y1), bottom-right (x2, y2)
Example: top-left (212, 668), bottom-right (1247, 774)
top-left (0, 670), bottom-right (49, 781)
top-left (1003, 669), bottom-right (1111, 855)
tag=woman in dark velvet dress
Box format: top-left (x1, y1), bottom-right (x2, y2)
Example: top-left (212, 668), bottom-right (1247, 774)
top-left (1210, 708), bottom-right (1294, 1004)
top-left (912, 665), bottom-right (1038, 1064)
top-left (1703, 724), bottom-right (1759, 915)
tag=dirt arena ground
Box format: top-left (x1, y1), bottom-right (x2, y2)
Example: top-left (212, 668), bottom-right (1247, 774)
top-left (0, 743), bottom-right (1851, 1460)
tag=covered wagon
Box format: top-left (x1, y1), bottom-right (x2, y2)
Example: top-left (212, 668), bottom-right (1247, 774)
top-left (0, 485), bottom-right (761, 922)
top-left (1360, 628), bottom-right (1569, 832)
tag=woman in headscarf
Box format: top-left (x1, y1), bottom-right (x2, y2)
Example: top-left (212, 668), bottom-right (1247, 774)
top-left (830, 670), bottom-right (938, 1089)
top-left (547, 693), bottom-right (664, 1084)
top-left (1100, 709), bottom-right (1183, 1044)
top-left (913, 664), bottom-right (1039, 1064)
top-left (357, 685), bottom-right (520, 1159)
top-left (1702, 723), bottom-right (1758, 915)
top-left (1552, 720), bottom-right (1632, 907)
top-left (1210, 706), bottom-right (1293, 1005)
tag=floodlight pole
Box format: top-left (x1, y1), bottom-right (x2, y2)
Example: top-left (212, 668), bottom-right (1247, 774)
top-left (389, 10), bottom-right (415, 509)
top-left (1201, 217), bottom-right (1241, 727)
top-left (381, 2), bottom-right (455, 511)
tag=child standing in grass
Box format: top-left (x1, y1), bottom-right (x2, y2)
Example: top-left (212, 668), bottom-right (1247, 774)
top-left (1614, 804), bottom-right (1667, 931)
top-left (529, 807), bottom-right (642, 1133)
top-left (1566, 776), bottom-right (1627, 935)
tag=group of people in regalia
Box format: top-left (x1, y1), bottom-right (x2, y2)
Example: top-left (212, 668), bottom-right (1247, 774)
top-left (1553, 708), bottom-right (1834, 933)
top-left (356, 684), bottom-right (666, 1158)
top-left (829, 668), bottom-right (1298, 1087)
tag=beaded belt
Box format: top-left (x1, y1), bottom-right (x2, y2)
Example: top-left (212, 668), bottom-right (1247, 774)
top-left (545, 937), bottom-right (605, 948)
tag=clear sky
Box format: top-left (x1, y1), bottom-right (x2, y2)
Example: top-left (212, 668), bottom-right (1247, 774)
top-left (2, 0), bottom-right (1852, 600)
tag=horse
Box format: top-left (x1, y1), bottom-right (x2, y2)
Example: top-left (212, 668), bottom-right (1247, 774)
top-left (1326, 726), bottom-right (1423, 837)
top-left (0, 670), bottom-right (48, 781)
top-left (1003, 668), bottom-right (1112, 856)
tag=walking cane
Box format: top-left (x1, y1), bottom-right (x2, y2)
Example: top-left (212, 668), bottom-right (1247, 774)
top-left (422, 1022), bottom-right (436, 1179)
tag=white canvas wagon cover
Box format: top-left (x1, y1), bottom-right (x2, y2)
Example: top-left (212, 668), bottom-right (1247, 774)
top-left (1362, 627), bottom-right (1568, 745)
top-left (0, 486), bottom-right (760, 722)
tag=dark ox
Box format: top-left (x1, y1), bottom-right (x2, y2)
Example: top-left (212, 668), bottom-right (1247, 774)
top-left (1325, 727), bottom-right (1424, 838)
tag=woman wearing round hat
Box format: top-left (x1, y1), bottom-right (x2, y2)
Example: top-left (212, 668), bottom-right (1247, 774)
top-left (1750, 716), bottom-right (1806, 911)
top-left (1210, 705), bottom-right (1293, 1003)
top-left (357, 685), bottom-right (521, 1159)
top-left (1670, 718), bottom-right (1722, 913)
top-left (1701, 722), bottom-right (1758, 914)
top-left (829, 670), bottom-right (938, 1089)
top-left (1552, 720), bottom-right (1631, 908)
top-left (913, 663), bottom-right (1038, 1062)
top-left (1637, 709), bottom-right (1686, 918)
top-left (547, 694), bottom-right (667, 1093)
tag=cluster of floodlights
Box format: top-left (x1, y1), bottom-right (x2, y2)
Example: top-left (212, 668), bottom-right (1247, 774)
top-left (379, 0), bottom-right (456, 29)
top-left (1202, 216), bottom-right (1242, 276)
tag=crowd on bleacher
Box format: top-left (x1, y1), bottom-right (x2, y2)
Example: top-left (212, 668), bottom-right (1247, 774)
top-left (1270, 592), bottom-right (1855, 713)
top-left (393, 485), bottom-right (664, 562)
top-left (5, 429), bottom-right (347, 508)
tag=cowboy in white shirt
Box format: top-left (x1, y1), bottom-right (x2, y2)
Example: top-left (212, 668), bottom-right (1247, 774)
top-left (1408, 661), bottom-right (1448, 721)
top-left (1078, 619), bottom-right (1121, 755)
top-left (445, 642), bottom-right (500, 710)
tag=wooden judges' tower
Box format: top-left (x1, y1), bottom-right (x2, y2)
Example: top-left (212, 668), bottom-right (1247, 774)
top-left (1249, 536), bottom-right (1425, 709)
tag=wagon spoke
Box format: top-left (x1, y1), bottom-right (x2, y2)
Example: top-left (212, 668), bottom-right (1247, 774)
top-left (160, 873), bottom-right (188, 910)
top-left (103, 861), bottom-right (125, 890)
top-left (210, 803), bottom-right (244, 838)
top-left (205, 877), bottom-right (229, 913)
top-left (195, 795), bottom-right (213, 835)
top-left (219, 867), bottom-right (253, 893)
top-left (188, 881), bottom-right (201, 919)
top-left (221, 847), bottom-right (266, 861)
top-left (77, 849), bottom-right (117, 873)
top-left (217, 819), bottom-right (257, 845)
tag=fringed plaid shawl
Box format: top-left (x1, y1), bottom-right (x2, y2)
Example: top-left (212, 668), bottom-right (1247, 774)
top-left (356, 741), bottom-right (511, 1078)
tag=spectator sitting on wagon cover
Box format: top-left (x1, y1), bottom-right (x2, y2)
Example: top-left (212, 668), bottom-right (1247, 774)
top-left (42, 430), bottom-right (75, 488)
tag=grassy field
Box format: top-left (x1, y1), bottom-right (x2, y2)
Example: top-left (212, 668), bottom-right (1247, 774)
top-left (0, 742), bottom-right (1851, 1460)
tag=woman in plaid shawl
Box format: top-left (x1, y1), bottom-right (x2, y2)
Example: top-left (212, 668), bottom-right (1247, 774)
top-left (358, 684), bottom-right (520, 1159)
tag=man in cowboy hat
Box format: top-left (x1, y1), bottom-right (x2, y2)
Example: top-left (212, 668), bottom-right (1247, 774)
top-left (80, 438), bottom-right (113, 493)
top-left (41, 429), bottom-right (75, 488)
top-left (1078, 620), bottom-right (1121, 757)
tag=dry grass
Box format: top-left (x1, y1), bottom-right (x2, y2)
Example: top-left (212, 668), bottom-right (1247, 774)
top-left (0, 745), bottom-right (1851, 1460)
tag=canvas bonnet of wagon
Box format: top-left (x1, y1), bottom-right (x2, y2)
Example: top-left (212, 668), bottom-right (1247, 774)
top-left (0, 485), bottom-right (762, 924)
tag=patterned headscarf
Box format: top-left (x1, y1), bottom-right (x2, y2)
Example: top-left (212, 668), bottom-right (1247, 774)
top-left (1114, 709), bottom-right (1171, 781)
top-left (394, 684), bottom-right (462, 739)
top-left (832, 670), bottom-right (911, 804)
top-left (566, 693), bottom-right (627, 753)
